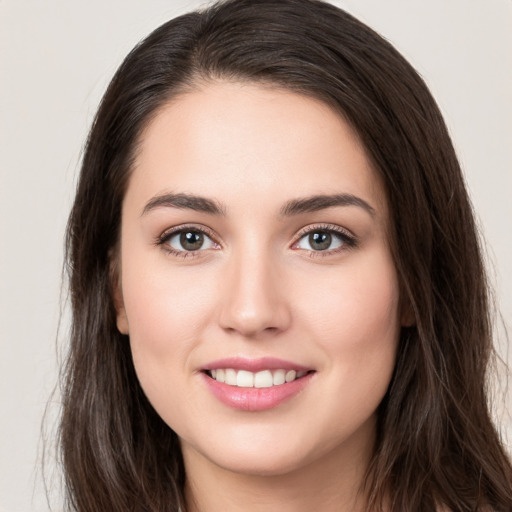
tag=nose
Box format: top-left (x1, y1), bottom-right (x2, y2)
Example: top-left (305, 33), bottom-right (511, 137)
top-left (218, 249), bottom-right (292, 338)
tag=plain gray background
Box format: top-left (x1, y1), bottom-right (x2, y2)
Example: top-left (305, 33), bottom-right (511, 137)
top-left (1, 1), bottom-right (511, 510)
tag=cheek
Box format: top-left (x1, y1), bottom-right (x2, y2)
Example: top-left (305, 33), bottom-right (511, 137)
top-left (120, 261), bottom-right (225, 429)
top-left (302, 255), bottom-right (399, 335)
top-left (294, 257), bottom-right (400, 447)
top-left (296, 251), bottom-right (401, 388)
top-left (120, 258), bottom-right (219, 379)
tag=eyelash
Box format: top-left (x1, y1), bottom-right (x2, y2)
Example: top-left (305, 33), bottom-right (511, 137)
top-left (293, 224), bottom-right (358, 257)
top-left (155, 223), bottom-right (357, 259)
top-left (155, 224), bottom-right (220, 259)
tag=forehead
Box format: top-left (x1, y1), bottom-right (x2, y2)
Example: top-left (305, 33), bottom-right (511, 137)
top-left (127, 81), bottom-right (387, 218)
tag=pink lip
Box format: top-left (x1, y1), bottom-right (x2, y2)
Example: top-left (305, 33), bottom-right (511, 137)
top-left (202, 356), bottom-right (310, 373)
top-left (200, 357), bottom-right (315, 412)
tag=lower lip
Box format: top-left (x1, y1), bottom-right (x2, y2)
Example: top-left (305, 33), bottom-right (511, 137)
top-left (201, 372), bottom-right (314, 411)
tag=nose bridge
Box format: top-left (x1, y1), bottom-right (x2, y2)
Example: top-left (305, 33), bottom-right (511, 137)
top-left (218, 241), bottom-right (290, 337)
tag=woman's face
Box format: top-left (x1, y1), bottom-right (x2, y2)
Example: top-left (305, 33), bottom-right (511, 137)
top-left (115, 81), bottom-right (403, 477)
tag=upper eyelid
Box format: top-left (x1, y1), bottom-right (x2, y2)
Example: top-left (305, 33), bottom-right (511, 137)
top-left (294, 223), bottom-right (355, 240)
top-left (291, 224), bottom-right (358, 255)
top-left (157, 225), bottom-right (221, 258)
top-left (158, 223), bottom-right (219, 243)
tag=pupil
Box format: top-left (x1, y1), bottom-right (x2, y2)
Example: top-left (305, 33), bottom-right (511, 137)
top-left (180, 231), bottom-right (204, 250)
top-left (309, 231), bottom-right (331, 251)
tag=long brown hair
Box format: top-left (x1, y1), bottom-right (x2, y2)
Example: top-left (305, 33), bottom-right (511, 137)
top-left (60, 0), bottom-right (512, 510)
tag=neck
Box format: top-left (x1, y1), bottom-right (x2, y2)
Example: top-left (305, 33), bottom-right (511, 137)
top-left (182, 420), bottom-right (376, 512)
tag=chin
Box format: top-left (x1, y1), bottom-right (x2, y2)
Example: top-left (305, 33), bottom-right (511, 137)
top-left (180, 422), bottom-right (356, 480)
top-left (207, 447), bottom-right (315, 477)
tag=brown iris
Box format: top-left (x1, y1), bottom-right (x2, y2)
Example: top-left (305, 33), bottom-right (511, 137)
top-left (180, 231), bottom-right (204, 250)
top-left (309, 231), bottom-right (332, 251)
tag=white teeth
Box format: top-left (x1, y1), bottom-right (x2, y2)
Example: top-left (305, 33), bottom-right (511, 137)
top-left (285, 370), bottom-right (297, 383)
top-left (272, 369), bottom-right (286, 386)
top-left (254, 370), bottom-right (273, 388)
top-left (225, 369), bottom-right (237, 385)
top-left (236, 370), bottom-right (254, 388)
top-left (209, 368), bottom-right (309, 387)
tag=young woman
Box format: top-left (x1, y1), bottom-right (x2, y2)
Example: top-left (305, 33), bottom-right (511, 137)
top-left (60, 0), bottom-right (512, 510)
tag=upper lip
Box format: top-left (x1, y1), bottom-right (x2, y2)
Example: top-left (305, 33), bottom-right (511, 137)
top-left (202, 357), bottom-right (312, 373)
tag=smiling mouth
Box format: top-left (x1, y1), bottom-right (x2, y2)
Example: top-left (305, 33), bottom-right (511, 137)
top-left (204, 368), bottom-right (313, 388)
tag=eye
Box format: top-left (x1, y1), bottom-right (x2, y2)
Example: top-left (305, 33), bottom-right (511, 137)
top-left (296, 230), bottom-right (343, 251)
top-left (161, 228), bottom-right (218, 254)
top-left (293, 227), bottom-right (356, 253)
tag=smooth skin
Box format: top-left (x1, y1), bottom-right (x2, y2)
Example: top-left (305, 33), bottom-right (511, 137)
top-left (115, 81), bottom-right (404, 511)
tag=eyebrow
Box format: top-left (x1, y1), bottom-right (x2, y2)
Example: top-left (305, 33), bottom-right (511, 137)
top-left (141, 192), bottom-right (375, 218)
top-left (280, 194), bottom-right (375, 217)
top-left (142, 193), bottom-right (226, 216)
